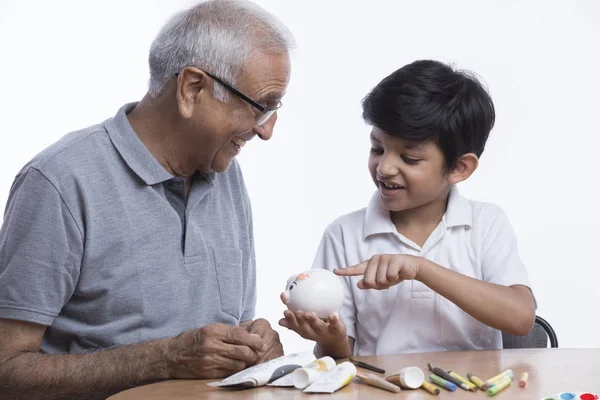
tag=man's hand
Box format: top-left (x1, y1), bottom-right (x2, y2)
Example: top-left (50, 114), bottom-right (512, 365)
top-left (243, 318), bottom-right (283, 364)
top-left (166, 323), bottom-right (267, 379)
top-left (334, 254), bottom-right (422, 290)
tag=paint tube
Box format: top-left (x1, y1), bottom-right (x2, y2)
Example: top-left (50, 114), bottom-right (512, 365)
top-left (208, 352), bottom-right (316, 388)
top-left (303, 361), bottom-right (356, 393)
top-left (385, 366), bottom-right (425, 389)
top-left (267, 356), bottom-right (336, 387)
top-left (292, 356), bottom-right (337, 389)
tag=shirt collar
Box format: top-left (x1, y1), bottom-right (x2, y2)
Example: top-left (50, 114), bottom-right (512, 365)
top-left (363, 191), bottom-right (397, 239)
top-left (443, 186), bottom-right (473, 228)
top-left (104, 102), bottom-right (182, 186)
top-left (363, 185), bottom-right (472, 239)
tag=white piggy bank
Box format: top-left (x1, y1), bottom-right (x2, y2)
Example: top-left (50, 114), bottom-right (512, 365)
top-left (281, 269), bottom-right (345, 319)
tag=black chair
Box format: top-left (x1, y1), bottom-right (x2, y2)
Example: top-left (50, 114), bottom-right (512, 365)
top-left (502, 315), bottom-right (558, 349)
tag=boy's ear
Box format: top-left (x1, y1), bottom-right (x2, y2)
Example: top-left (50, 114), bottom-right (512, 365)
top-left (448, 153), bottom-right (479, 185)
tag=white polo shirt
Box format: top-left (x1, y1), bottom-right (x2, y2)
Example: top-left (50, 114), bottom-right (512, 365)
top-left (312, 186), bottom-right (533, 356)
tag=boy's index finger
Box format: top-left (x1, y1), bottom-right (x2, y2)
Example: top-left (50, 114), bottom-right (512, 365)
top-left (334, 261), bottom-right (368, 276)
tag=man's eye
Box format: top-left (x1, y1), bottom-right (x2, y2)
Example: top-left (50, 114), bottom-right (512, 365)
top-left (402, 156), bottom-right (421, 165)
top-left (370, 147), bottom-right (383, 155)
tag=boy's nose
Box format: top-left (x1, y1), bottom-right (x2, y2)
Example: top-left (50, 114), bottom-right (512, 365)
top-left (377, 157), bottom-right (400, 177)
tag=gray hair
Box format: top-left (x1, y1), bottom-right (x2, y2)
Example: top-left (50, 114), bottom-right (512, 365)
top-left (148, 0), bottom-right (295, 101)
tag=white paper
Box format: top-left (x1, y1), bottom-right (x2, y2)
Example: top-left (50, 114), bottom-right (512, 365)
top-left (208, 352), bottom-right (316, 388)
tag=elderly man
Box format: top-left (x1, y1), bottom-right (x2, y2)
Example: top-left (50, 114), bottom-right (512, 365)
top-left (0, 1), bottom-right (294, 399)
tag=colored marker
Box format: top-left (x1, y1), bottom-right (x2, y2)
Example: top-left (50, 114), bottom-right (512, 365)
top-left (420, 381), bottom-right (440, 395)
top-left (427, 363), bottom-right (469, 390)
top-left (448, 371), bottom-right (477, 391)
top-left (485, 369), bottom-right (514, 386)
top-left (519, 372), bottom-right (529, 388)
top-left (467, 373), bottom-right (487, 390)
top-left (487, 376), bottom-right (511, 396)
top-left (429, 374), bottom-right (457, 392)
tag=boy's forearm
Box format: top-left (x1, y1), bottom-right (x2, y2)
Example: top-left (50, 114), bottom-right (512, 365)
top-left (0, 338), bottom-right (172, 400)
top-left (316, 337), bottom-right (353, 359)
top-left (416, 259), bottom-right (535, 335)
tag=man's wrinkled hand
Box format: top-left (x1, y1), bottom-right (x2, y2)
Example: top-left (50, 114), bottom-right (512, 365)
top-left (167, 323), bottom-right (265, 379)
top-left (244, 318), bottom-right (283, 364)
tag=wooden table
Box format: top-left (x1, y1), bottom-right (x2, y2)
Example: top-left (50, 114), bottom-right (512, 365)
top-left (108, 349), bottom-right (600, 399)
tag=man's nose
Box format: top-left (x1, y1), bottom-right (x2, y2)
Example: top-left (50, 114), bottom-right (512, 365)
top-left (253, 113), bottom-right (277, 141)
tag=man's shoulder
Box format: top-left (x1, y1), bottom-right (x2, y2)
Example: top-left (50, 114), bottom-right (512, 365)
top-left (22, 122), bottom-right (111, 179)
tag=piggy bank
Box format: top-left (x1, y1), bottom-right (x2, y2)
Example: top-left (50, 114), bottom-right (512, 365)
top-left (281, 269), bottom-right (345, 319)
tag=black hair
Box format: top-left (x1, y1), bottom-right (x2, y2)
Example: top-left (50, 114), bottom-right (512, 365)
top-left (362, 60), bottom-right (495, 171)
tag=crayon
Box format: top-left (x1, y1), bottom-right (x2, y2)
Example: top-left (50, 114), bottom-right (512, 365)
top-left (349, 357), bottom-right (386, 374)
top-left (449, 371), bottom-right (477, 391)
top-left (427, 363), bottom-right (469, 390)
top-left (487, 376), bottom-right (511, 396)
top-left (467, 373), bottom-right (487, 390)
top-left (429, 374), bottom-right (457, 391)
top-left (519, 372), bottom-right (529, 388)
top-left (486, 369), bottom-right (514, 386)
top-left (421, 381), bottom-right (441, 395)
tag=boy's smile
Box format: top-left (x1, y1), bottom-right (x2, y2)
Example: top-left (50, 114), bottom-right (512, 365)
top-left (378, 179), bottom-right (406, 196)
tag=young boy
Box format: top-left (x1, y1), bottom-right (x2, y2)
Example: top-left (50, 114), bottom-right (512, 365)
top-left (279, 60), bottom-right (536, 357)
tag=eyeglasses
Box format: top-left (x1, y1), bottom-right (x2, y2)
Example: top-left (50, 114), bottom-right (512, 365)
top-left (175, 70), bottom-right (282, 126)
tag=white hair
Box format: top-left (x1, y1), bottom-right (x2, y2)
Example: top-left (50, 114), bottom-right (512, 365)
top-left (148, 0), bottom-right (295, 101)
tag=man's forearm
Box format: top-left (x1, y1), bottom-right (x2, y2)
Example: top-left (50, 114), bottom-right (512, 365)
top-left (0, 338), bottom-right (171, 400)
top-left (417, 259), bottom-right (535, 335)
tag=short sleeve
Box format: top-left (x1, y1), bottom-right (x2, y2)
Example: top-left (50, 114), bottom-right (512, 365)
top-left (311, 227), bottom-right (357, 340)
top-left (0, 167), bottom-right (84, 326)
top-left (480, 204), bottom-right (532, 291)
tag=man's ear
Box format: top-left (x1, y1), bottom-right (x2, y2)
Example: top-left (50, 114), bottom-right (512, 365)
top-left (176, 67), bottom-right (210, 119)
top-left (448, 153), bottom-right (479, 185)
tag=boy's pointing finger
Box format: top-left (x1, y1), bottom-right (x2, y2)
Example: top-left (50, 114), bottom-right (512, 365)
top-left (334, 261), bottom-right (368, 276)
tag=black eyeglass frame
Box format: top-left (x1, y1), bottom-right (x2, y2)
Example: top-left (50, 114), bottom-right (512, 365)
top-left (175, 70), bottom-right (282, 124)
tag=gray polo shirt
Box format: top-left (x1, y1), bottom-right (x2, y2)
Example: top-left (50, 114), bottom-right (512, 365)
top-left (0, 103), bottom-right (256, 353)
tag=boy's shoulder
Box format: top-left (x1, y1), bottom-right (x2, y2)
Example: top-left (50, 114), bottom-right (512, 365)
top-left (465, 197), bottom-right (512, 228)
top-left (468, 198), bottom-right (507, 220)
top-left (326, 207), bottom-right (368, 230)
top-left (451, 192), bottom-right (518, 247)
top-left (322, 207), bottom-right (368, 240)
top-left (447, 187), bottom-right (512, 228)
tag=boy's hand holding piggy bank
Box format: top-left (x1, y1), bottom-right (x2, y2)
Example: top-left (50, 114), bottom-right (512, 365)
top-left (279, 269), bottom-right (348, 347)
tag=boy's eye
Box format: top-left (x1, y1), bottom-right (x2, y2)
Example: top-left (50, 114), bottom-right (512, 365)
top-left (402, 156), bottom-right (421, 165)
top-left (370, 147), bottom-right (383, 155)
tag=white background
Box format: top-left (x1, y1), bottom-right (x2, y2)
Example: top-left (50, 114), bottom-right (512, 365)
top-left (1, 0), bottom-right (599, 355)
